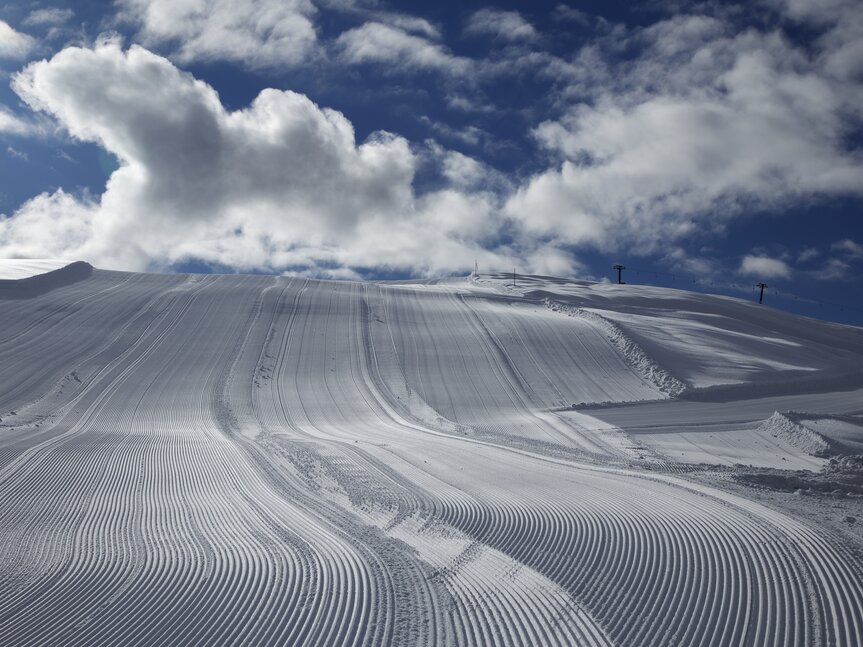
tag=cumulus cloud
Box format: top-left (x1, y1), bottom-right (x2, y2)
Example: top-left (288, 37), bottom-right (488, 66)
top-left (504, 9), bottom-right (863, 255)
top-left (464, 9), bottom-right (538, 42)
top-left (336, 22), bottom-right (471, 75)
top-left (739, 255), bottom-right (793, 279)
top-left (3, 40), bottom-right (563, 276)
top-left (0, 189), bottom-right (96, 260)
top-left (116, 0), bottom-right (318, 68)
top-left (0, 20), bottom-right (36, 59)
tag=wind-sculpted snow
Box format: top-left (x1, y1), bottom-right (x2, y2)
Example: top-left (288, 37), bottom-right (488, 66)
top-left (1, 269), bottom-right (862, 645)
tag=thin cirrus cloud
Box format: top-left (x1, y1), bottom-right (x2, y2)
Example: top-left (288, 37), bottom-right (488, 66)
top-left (2, 40), bottom-right (569, 277)
top-left (22, 8), bottom-right (75, 28)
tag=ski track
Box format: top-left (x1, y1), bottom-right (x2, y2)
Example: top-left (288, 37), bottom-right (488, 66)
top-left (1, 270), bottom-right (861, 645)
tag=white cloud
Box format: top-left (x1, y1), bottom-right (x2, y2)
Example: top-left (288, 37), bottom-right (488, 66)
top-left (419, 116), bottom-right (485, 147)
top-left (807, 237), bottom-right (862, 280)
top-left (6, 145), bottom-right (28, 161)
top-left (464, 9), bottom-right (538, 42)
top-left (831, 238), bottom-right (863, 257)
top-left (739, 255), bottom-right (793, 279)
top-left (504, 9), bottom-right (863, 255)
top-left (811, 257), bottom-right (850, 280)
top-left (304, 2), bottom-right (443, 39)
top-left (0, 20), bottom-right (36, 59)
top-left (116, 0), bottom-right (318, 68)
top-left (552, 6), bottom-right (591, 27)
top-left (797, 247), bottom-right (820, 262)
top-left (0, 189), bottom-right (97, 261)
top-left (4, 41), bottom-right (561, 277)
top-left (663, 247), bottom-right (720, 278)
top-left (445, 94), bottom-right (495, 113)
top-left (23, 8), bottom-right (75, 27)
top-left (0, 107), bottom-right (32, 135)
top-left (336, 22), bottom-right (471, 75)
top-left (363, 12), bottom-right (440, 40)
top-left (774, 0), bottom-right (863, 82)
top-left (425, 142), bottom-right (512, 195)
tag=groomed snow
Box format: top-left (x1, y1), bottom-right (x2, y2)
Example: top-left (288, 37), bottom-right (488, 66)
top-left (0, 258), bottom-right (74, 280)
top-left (0, 269), bottom-right (861, 645)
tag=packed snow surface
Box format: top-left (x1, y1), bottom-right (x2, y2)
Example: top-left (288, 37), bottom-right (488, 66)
top-left (0, 258), bottom-right (75, 280)
top-left (1, 267), bottom-right (862, 645)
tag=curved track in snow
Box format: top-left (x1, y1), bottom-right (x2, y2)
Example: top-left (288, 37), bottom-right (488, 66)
top-left (1, 269), bottom-right (861, 645)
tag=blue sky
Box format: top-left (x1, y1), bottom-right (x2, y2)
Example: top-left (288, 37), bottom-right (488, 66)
top-left (0, 0), bottom-right (861, 324)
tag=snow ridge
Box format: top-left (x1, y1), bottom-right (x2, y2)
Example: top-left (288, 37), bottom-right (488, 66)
top-left (547, 300), bottom-right (687, 398)
top-left (758, 411), bottom-right (834, 458)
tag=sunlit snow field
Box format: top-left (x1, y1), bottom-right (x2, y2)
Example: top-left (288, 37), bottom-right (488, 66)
top-left (1, 261), bottom-right (862, 645)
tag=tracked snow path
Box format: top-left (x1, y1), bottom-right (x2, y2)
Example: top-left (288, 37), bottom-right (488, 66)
top-left (1, 270), bottom-right (862, 645)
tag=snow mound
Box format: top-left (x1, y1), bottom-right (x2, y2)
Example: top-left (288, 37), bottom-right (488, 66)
top-left (758, 411), bottom-right (835, 458)
top-left (0, 259), bottom-right (76, 280)
top-left (548, 300), bottom-right (687, 398)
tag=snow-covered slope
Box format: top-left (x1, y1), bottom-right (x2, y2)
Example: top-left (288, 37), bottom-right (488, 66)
top-left (0, 269), bottom-right (861, 645)
top-left (481, 273), bottom-right (863, 393)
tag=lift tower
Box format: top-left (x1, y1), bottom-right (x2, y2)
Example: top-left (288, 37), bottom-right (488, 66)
top-left (756, 282), bottom-right (767, 304)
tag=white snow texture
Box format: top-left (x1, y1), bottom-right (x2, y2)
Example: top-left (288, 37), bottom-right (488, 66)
top-left (1, 264), bottom-right (862, 645)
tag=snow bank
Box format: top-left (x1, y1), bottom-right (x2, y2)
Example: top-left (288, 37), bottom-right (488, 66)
top-left (547, 300), bottom-right (687, 398)
top-left (758, 411), bottom-right (835, 458)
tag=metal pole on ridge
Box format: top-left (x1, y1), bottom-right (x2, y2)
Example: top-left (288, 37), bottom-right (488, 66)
top-left (757, 282), bottom-right (767, 304)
